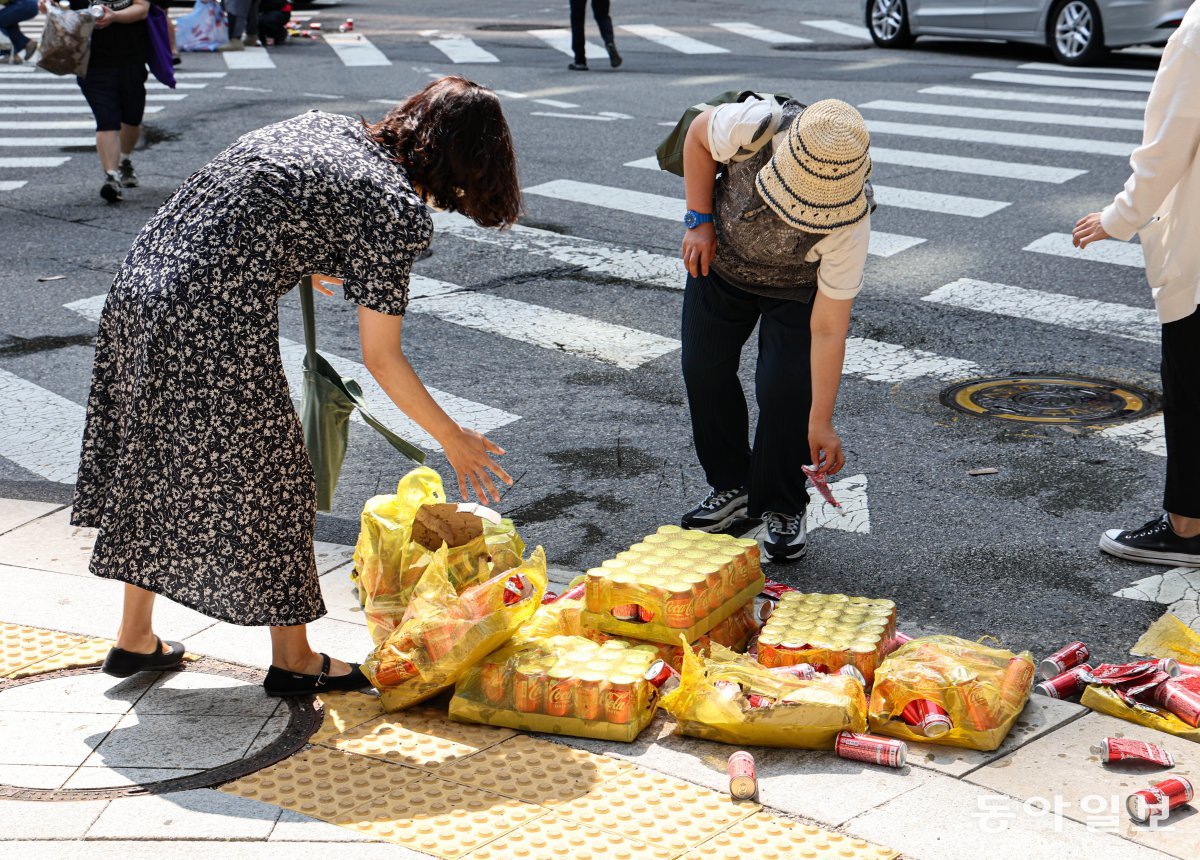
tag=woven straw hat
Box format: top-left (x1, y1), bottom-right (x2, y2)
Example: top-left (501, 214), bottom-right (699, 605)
top-left (755, 99), bottom-right (872, 234)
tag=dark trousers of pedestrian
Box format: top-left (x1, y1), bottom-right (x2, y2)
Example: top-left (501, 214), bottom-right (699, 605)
top-left (1162, 306), bottom-right (1200, 518)
top-left (569, 0), bottom-right (613, 65)
top-left (258, 10), bottom-right (287, 43)
top-left (681, 270), bottom-right (814, 519)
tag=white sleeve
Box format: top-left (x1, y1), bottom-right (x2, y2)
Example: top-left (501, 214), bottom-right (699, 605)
top-left (706, 99), bottom-right (777, 164)
top-left (808, 216), bottom-right (870, 300)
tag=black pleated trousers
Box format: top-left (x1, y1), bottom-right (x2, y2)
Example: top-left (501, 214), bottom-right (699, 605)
top-left (569, 0), bottom-right (614, 64)
top-left (1162, 306), bottom-right (1200, 518)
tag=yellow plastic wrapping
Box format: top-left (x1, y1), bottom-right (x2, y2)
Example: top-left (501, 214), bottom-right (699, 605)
top-left (449, 635), bottom-right (659, 742)
top-left (1080, 685), bottom-right (1200, 744)
top-left (353, 467), bottom-right (525, 644)
top-left (660, 643), bottom-right (867, 749)
top-left (1130, 612), bottom-right (1200, 665)
top-left (868, 636), bottom-right (1035, 751)
top-left (580, 525), bottom-right (765, 645)
top-left (362, 545), bottom-right (547, 711)
top-left (757, 592), bottom-right (896, 686)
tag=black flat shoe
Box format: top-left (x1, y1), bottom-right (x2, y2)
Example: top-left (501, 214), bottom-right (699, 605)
top-left (263, 653), bottom-right (371, 697)
top-left (102, 637), bottom-right (186, 678)
top-left (568, 62), bottom-right (588, 71)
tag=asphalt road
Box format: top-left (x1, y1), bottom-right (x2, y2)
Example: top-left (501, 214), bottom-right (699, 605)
top-left (0, 0), bottom-right (1179, 662)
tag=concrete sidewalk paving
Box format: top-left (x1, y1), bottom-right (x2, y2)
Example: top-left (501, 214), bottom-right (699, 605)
top-left (0, 497), bottom-right (1193, 859)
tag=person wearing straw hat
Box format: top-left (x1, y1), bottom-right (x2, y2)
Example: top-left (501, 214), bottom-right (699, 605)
top-left (678, 97), bottom-right (873, 563)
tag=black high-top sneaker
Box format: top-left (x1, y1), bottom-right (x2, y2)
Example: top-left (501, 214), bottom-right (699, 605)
top-left (1100, 513), bottom-right (1200, 567)
top-left (681, 487), bottom-right (749, 532)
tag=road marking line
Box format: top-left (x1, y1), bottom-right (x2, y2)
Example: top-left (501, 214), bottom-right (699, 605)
top-left (0, 367), bottom-right (84, 484)
top-left (0, 156), bottom-right (69, 167)
top-left (322, 32), bottom-right (391, 67)
top-left (871, 185), bottom-right (1009, 217)
top-left (1098, 414), bottom-right (1165, 457)
top-left (1018, 61), bottom-right (1157, 78)
top-left (530, 112), bottom-right (620, 121)
top-left (0, 120), bottom-right (94, 130)
top-left (844, 336), bottom-right (982, 382)
top-left (1113, 570), bottom-right (1199, 615)
top-left (922, 277), bottom-right (1159, 342)
top-left (712, 22), bottom-right (811, 44)
top-left (531, 98), bottom-right (579, 108)
top-left (432, 211), bottom-right (685, 289)
top-left (871, 146), bottom-right (1085, 183)
top-left (798, 19), bottom-right (873, 40)
top-left (0, 93), bottom-right (186, 101)
top-left (408, 275), bottom-right (680, 370)
top-left (867, 119), bottom-right (1135, 157)
top-left (859, 98), bottom-right (1143, 131)
top-left (429, 36), bottom-right (499, 63)
top-left (524, 179), bottom-right (925, 257)
top-left (221, 45), bottom-right (276, 69)
top-left (620, 24), bottom-right (729, 54)
top-left (0, 180), bottom-right (26, 191)
top-left (0, 81), bottom-right (207, 90)
top-left (741, 474), bottom-right (871, 537)
top-left (919, 85), bottom-right (1146, 111)
top-left (173, 72), bottom-right (228, 79)
top-left (0, 137), bottom-right (94, 147)
top-left (3, 105), bottom-right (164, 114)
top-left (1023, 232), bottom-right (1144, 268)
top-left (528, 28), bottom-right (604, 59)
top-left (971, 71), bottom-right (1152, 93)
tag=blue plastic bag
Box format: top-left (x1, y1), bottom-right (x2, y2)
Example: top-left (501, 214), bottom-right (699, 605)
top-left (175, 0), bottom-right (228, 52)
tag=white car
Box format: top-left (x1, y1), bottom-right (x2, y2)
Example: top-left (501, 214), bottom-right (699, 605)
top-left (863, 0), bottom-right (1186, 64)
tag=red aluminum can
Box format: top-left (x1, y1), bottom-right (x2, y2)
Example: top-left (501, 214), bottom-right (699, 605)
top-left (727, 750), bottom-right (758, 801)
top-left (513, 668), bottom-right (546, 713)
top-left (638, 605), bottom-right (656, 623)
top-left (769, 663), bottom-right (816, 681)
top-left (344, 17), bottom-right (354, 30)
top-left (1155, 658), bottom-right (1181, 677)
top-left (1092, 737), bottom-right (1175, 767)
top-left (503, 573), bottom-right (533, 607)
top-left (575, 671), bottom-right (605, 720)
top-left (644, 659), bottom-right (680, 691)
top-left (603, 676), bottom-right (637, 724)
top-left (892, 631), bottom-right (914, 647)
top-left (557, 581), bottom-right (587, 602)
top-left (1039, 641), bottom-right (1090, 679)
top-left (1034, 664), bottom-right (1092, 699)
top-left (610, 604), bottom-right (640, 622)
top-left (1156, 679), bottom-right (1200, 728)
top-left (481, 661), bottom-right (507, 705)
top-left (1176, 662), bottom-right (1200, 678)
top-left (1127, 777), bottom-right (1193, 823)
top-left (746, 693), bottom-right (775, 709)
top-left (835, 732), bottom-right (907, 768)
top-left (900, 699), bottom-right (952, 738)
top-left (308, 20), bottom-right (322, 30)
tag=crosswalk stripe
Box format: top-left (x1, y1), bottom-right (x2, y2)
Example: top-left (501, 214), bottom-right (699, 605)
top-left (0, 120), bottom-right (94, 129)
top-left (1098, 414), bottom-right (1166, 457)
top-left (409, 275), bottom-right (679, 370)
top-left (524, 179), bottom-right (925, 257)
top-left (918, 85), bottom-right (1146, 111)
top-left (711, 22), bottom-right (811, 44)
top-left (528, 28), bottom-right (605, 59)
top-left (3, 105), bottom-right (164, 114)
top-left (222, 46), bottom-right (276, 69)
top-left (798, 19), bottom-right (872, 40)
top-left (174, 72), bottom-right (228, 79)
top-left (620, 24), bottom-right (729, 54)
top-left (870, 146), bottom-right (1085, 183)
top-left (0, 137), bottom-right (93, 147)
top-left (972, 71), bottom-right (1152, 93)
top-left (321, 32), bottom-right (391, 66)
top-left (859, 99), bottom-right (1143, 132)
top-left (0, 82), bottom-right (207, 90)
top-left (0, 180), bottom-right (26, 191)
top-left (922, 277), bottom-right (1159, 342)
top-left (0, 156), bottom-right (69, 167)
top-left (0, 367), bottom-right (84, 484)
top-left (1018, 61), bottom-right (1157, 78)
top-left (0, 93), bottom-right (187, 101)
top-left (432, 211), bottom-right (685, 289)
top-left (1023, 232), bottom-right (1145, 268)
top-left (429, 36), bottom-right (499, 63)
top-left (867, 119), bottom-right (1135, 157)
top-left (843, 336), bottom-right (981, 382)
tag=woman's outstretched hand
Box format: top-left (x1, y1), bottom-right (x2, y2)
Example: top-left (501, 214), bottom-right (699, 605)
top-left (1072, 212), bottom-right (1111, 249)
top-left (441, 426), bottom-right (512, 505)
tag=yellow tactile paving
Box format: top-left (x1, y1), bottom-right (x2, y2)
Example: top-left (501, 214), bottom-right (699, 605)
top-left (681, 812), bottom-right (900, 860)
top-left (319, 714), bottom-right (484, 771)
top-left (330, 773), bottom-right (549, 858)
top-left (0, 623), bottom-right (91, 678)
top-left (379, 705), bottom-right (516, 748)
top-left (219, 744), bottom-right (421, 819)
top-left (5, 636), bottom-right (113, 678)
top-left (465, 813), bottom-right (676, 860)
top-left (436, 734), bottom-right (634, 806)
top-left (309, 690), bottom-right (387, 743)
top-left (556, 767), bottom-right (758, 853)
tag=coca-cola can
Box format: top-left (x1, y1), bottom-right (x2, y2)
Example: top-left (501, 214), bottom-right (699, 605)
top-left (1092, 737), bottom-right (1175, 768)
top-left (1039, 641), bottom-right (1090, 679)
top-left (638, 605), bottom-right (656, 623)
top-left (503, 573), bottom-right (533, 607)
top-left (644, 659), bottom-right (680, 692)
top-left (900, 699), bottom-right (952, 738)
top-left (1127, 776), bottom-right (1193, 823)
top-left (610, 604), bottom-right (640, 622)
top-left (838, 665), bottom-right (866, 686)
top-left (344, 17), bottom-right (354, 30)
top-left (664, 585), bottom-right (695, 629)
top-left (1156, 679), bottom-right (1200, 728)
top-left (1175, 662), bottom-right (1200, 678)
top-left (768, 663), bottom-right (816, 681)
top-left (1034, 664), bottom-right (1093, 699)
top-left (727, 750), bottom-right (758, 801)
top-left (513, 667), bottom-right (546, 713)
top-left (1000, 657), bottom-right (1036, 709)
top-left (746, 693), bottom-right (775, 709)
top-left (1154, 658), bottom-right (1181, 678)
top-left (545, 669), bottom-right (576, 718)
top-left (481, 661), bottom-right (507, 705)
top-left (835, 732), bottom-right (907, 768)
top-left (575, 671), bottom-right (605, 720)
top-left (892, 631), bottom-right (914, 647)
top-left (603, 675), bottom-right (637, 724)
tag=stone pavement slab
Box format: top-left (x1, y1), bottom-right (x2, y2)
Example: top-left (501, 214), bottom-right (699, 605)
top-left (0, 797), bottom-right (110, 839)
top-left (0, 499), bottom-right (60, 536)
top-left (183, 616), bottom-right (369, 670)
top-left (85, 788), bottom-right (282, 840)
top-left (0, 710), bottom-right (121, 766)
top-left (84, 712), bottom-right (270, 770)
top-left (967, 711), bottom-right (1199, 858)
top-left (0, 670), bottom-right (154, 714)
top-left (4, 841), bottom-right (432, 859)
top-left (0, 508), bottom-right (96, 577)
top-left (135, 670), bottom-right (281, 717)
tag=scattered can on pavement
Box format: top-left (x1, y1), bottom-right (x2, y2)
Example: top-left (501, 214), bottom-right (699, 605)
top-left (643, 659), bottom-right (680, 694)
top-left (1034, 664), bottom-right (1093, 699)
top-left (1039, 641), bottom-right (1090, 679)
top-left (1127, 776), bottom-right (1193, 824)
top-left (835, 732), bottom-right (907, 768)
top-left (1092, 738), bottom-right (1174, 768)
top-left (1155, 678), bottom-right (1200, 728)
top-left (727, 750), bottom-right (759, 801)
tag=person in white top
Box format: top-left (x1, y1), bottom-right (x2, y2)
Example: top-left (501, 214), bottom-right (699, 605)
top-left (1073, 2), bottom-right (1200, 568)
top-left (676, 96), bottom-right (873, 563)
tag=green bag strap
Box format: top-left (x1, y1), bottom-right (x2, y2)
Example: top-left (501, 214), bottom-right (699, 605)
top-left (299, 274), bottom-right (319, 361)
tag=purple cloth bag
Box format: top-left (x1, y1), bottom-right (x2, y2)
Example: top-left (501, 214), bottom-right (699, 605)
top-left (146, 4), bottom-right (176, 89)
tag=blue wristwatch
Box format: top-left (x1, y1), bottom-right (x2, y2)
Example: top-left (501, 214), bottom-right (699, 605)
top-left (684, 210), bottom-right (713, 229)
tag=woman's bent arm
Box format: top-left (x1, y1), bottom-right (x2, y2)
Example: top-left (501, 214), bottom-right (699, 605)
top-left (808, 290), bottom-right (853, 475)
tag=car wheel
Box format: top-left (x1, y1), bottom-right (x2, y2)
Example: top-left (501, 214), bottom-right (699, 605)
top-left (1048, 0), bottom-right (1107, 65)
top-left (867, 0), bottom-right (915, 48)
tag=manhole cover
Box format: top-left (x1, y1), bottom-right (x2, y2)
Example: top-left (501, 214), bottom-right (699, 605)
top-left (477, 23), bottom-right (559, 32)
top-left (773, 42), bottom-right (874, 52)
top-left (940, 375), bottom-right (1157, 425)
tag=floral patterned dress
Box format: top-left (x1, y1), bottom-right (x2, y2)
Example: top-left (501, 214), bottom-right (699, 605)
top-left (71, 111), bottom-right (432, 627)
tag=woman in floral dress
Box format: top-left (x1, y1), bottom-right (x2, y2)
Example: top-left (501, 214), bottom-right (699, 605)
top-left (72, 76), bottom-right (522, 695)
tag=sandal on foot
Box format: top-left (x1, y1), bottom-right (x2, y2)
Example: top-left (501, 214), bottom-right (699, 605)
top-left (102, 637), bottom-right (186, 678)
top-left (263, 653), bottom-right (370, 697)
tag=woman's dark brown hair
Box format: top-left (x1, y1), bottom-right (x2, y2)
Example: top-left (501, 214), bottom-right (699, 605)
top-left (365, 76), bottom-right (522, 229)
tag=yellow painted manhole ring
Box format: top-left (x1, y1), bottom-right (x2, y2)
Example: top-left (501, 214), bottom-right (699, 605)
top-left (940, 375), bottom-right (1157, 425)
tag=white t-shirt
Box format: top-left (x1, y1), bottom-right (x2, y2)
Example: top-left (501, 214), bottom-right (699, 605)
top-left (706, 99), bottom-right (870, 301)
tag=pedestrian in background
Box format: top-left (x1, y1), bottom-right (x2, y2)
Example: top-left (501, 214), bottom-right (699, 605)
top-left (568, 0), bottom-right (620, 71)
top-left (1074, 2), bottom-right (1200, 569)
top-left (676, 97), bottom-right (873, 563)
top-left (221, 0), bottom-right (259, 51)
top-left (257, 0), bottom-right (289, 46)
top-left (0, 0), bottom-right (39, 64)
top-left (73, 76), bottom-right (522, 696)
